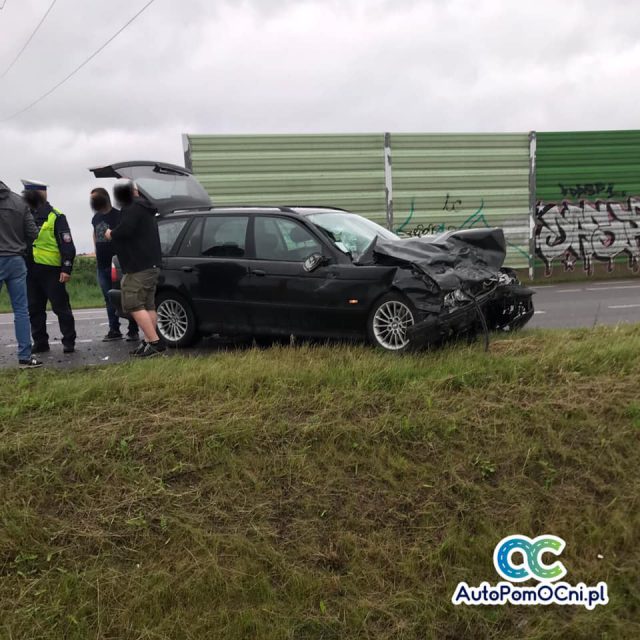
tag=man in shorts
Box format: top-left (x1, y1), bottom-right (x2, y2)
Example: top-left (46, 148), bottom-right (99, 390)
top-left (105, 179), bottom-right (165, 358)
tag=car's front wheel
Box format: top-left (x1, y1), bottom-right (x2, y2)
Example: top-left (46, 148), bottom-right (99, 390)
top-left (156, 291), bottom-right (197, 348)
top-left (367, 293), bottom-right (417, 352)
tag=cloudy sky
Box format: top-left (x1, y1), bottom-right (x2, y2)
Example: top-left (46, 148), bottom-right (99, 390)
top-left (1, 0), bottom-right (639, 252)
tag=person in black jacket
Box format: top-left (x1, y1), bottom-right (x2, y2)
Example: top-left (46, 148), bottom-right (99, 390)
top-left (90, 187), bottom-right (139, 342)
top-left (105, 179), bottom-right (165, 358)
top-left (0, 180), bottom-right (42, 368)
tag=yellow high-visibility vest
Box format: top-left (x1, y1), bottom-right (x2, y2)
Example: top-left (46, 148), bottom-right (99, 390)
top-left (33, 210), bottom-right (62, 267)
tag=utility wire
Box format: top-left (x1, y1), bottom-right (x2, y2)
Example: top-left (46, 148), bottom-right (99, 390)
top-left (0, 0), bottom-right (57, 79)
top-left (0, 0), bottom-right (158, 122)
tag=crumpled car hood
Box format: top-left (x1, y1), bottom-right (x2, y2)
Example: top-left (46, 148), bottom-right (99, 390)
top-left (355, 227), bottom-right (507, 291)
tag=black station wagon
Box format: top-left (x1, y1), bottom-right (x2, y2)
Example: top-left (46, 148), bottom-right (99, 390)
top-left (91, 161), bottom-right (534, 352)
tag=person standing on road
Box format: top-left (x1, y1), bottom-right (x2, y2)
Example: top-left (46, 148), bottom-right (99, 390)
top-left (90, 187), bottom-right (139, 342)
top-left (22, 180), bottom-right (77, 354)
top-left (105, 179), bottom-right (165, 358)
top-left (0, 180), bottom-right (43, 368)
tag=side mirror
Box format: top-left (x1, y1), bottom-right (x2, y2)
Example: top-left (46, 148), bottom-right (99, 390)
top-left (303, 253), bottom-right (329, 273)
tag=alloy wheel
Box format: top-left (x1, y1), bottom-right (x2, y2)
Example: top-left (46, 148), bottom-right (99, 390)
top-left (157, 299), bottom-right (189, 343)
top-left (372, 300), bottom-right (415, 351)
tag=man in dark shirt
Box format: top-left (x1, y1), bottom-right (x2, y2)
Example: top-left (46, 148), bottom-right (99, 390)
top-left (105, 179), bottom-right (165, 358)
top-left (22, 179), bottom-right (77, 354)
top-left (90, 187), bottom-right (139, 342)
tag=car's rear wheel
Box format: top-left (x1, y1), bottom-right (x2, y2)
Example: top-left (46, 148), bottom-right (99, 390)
top-left (156, 291), bottom-right (197, 348)
top-left (367, 293), bottom-right (416, 352)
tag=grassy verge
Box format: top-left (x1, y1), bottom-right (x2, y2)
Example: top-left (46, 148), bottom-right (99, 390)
top-left (0, 328), bottom-right (639, 639)
top-left (0, 256), bottom-right (104, 313)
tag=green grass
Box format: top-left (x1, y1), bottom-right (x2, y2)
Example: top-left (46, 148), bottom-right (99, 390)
top-left (0, 328), bottom-right (639, 639)
top-left (0, 256), bottom-right (104, 313)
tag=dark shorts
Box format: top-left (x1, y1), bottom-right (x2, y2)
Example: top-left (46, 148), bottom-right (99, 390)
top-left (121, 268), bottom-right (159, 313)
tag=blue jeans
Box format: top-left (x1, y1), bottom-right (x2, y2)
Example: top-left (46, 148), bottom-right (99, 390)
top-left (0, 256), bottom-right (31, 361)
top-left (97, 266), bottom-right (137, 334)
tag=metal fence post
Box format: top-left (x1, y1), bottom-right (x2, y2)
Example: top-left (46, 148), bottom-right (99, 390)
top-left (182, 134), bottom-right (193, 171)
top-left (384, 132), bottom-right (394, 231)
top-left (528, 131), bottom-right (537, 281)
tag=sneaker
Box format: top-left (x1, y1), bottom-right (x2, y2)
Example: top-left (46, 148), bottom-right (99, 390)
top-left (125, 331), bottom-right (140, 342)
top-left (129, 341), bottom-right (147, 356)
top-left (19, 356), bottom-right (43, 369)
top-left (135, 341), bottom-right (167, 358)
top-left (63, 345), bottom-right (75, 354)
top-left (31, 343), bottom-right (50, 354)
top-left (102, 330), bottom-right (123, 342)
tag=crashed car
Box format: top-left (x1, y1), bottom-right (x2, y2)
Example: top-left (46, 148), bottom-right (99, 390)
top-left (92, 161), bottom-right (534, 352)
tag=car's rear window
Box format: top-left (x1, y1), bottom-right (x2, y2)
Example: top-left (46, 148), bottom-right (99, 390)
top-left (201, 216), bottom-right (249, 257)
top-left (158, 218), bottom-right (188, 255)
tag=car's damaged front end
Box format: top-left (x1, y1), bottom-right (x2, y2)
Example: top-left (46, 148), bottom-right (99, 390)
top-left (405, 268), bottom-right (535, 350)
top-left (357, 227), bottom-right (535, 350)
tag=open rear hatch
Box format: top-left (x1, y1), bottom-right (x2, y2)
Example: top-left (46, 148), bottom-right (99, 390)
top-left (89, 161), bottom-right (212, 215)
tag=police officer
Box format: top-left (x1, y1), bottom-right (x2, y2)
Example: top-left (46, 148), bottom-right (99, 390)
top-left (22, 179), bottom-right (77, 354)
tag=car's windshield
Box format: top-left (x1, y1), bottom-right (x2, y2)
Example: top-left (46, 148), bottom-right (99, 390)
top-left (307, 212), bottom-right (398, 258)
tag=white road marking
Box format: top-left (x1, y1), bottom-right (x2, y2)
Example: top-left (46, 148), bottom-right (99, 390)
top-left (1, 317), bottom-right (104, 325)
top-left (587, 281), bottom-right (638, 286)
top-left (534, 310), bottom-right (547, 315)
top-left (587, 285), bottom-right (640, 291)
top-left (557, 289), bottom-right (582, 293)
top-left (6, 339), bottom-right (95, 348)
top-left (608, 304), bottom-right (640, 310)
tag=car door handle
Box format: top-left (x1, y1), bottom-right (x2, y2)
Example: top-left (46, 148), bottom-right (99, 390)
top-left (181, 266), bottom-right (197, 273)
top-left (251, 269), bottom-right (267, 277)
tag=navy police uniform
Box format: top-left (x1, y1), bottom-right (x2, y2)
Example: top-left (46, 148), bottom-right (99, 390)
top-left (22, 180), bottom-right (77, 353)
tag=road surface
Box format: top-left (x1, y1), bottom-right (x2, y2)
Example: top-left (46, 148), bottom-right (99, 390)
top-left (0, 280), bottom-right (638, 369)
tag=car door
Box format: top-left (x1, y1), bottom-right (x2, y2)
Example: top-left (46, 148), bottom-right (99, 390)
top-left (245, 215), bottom-right (367, 336)
top-left (176, 214), bottom-right (253, 334)
top-left (156, 217), bottom-right (192, 289)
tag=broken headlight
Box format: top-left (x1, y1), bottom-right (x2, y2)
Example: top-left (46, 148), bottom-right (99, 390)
top-left (444, 289), bottom-right (471, 308)
top-left (498, 271), bottom-right (517, 286)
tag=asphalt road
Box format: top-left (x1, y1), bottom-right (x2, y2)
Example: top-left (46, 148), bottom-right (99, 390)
top-left (0, 280), bottom-right (639, 369)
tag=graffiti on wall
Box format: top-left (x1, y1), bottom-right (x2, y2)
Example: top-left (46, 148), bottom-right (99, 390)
top-left (558, 183), bottom-right (627, 200)
top-left (535, 197), bottom-right (640, 276)
top-left (442, 193), bottom-right (463, 212)
top-left (395, 194), bottom-right (481, 236)
top-left (395, 196), bottom-right (530, 261)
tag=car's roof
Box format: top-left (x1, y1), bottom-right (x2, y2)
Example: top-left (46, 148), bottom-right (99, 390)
top-left (162, 205), bottom-right (353, 218)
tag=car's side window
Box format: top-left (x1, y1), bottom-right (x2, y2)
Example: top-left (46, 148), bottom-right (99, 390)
top-left (201, 216), bottom-right (249, 257)
top-left (178, 219), bottom-right (203, 257)
top-left (254, 217), bottom-right (322, 261)
top-left (158, 219), bottom-right (188, 256)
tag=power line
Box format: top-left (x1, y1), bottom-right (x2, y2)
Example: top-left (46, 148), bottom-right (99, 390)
top-left (0, 0), bottom-right (159, 122)
top-left (0, 0), bottom-right (58, 79)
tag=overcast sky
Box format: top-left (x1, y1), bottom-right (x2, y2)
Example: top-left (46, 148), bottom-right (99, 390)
top-left (1, 0), bottom-right (639, 252)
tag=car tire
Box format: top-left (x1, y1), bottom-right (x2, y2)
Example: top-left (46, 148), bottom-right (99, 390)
top-left (155, 291), bottom-right (197, 348)
top-left (367, 292), bottom-right (417, 353)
